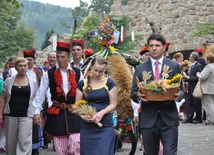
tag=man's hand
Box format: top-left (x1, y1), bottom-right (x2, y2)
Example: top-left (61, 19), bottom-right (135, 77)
top-left (34, 114), bottom-right (42, 126)
top-left (137, 89), bottom-right (148, 102)
top-left (133, 116), bottom-right (139, 123)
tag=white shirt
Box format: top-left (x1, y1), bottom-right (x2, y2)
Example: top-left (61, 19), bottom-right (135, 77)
top-left (8, 67), bottom-right (17, 76)
top-left (70, 58), bottom-right (84, 68)
top-left (131, 100), bottom-right (140, 117)
top-left (27, 66), bottom-right (37, 79)
top-left (33, 63), bottom-right (83, 114)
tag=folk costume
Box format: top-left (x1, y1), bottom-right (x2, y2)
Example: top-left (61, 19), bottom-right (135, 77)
top-left (23, 49), bottom-right (44, 155)
top-left (33, 41), bottom-right (82, 155)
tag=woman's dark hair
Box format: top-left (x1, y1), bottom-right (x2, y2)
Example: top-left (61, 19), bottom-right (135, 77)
top-left (147, 33), bottom-right (166, 46)
top-left (83, 55), bottom-right (108, 98)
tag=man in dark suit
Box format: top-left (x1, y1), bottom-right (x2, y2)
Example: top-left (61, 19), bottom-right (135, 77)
top-left (131, 33), bottom-right (184, 155)
top-left (183, 52), bottom-right (203, 123)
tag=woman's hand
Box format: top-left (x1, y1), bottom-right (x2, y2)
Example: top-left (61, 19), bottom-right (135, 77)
top-left (80, 115), bottom-right (94, 123)
top-left (93, 110), bottom-right (105, 124)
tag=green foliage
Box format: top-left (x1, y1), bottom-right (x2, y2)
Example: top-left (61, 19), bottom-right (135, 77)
top-left (73, 13), bottom-right (137, 54)
top-left (71, 0), bottom-right (89, 20)
top-left (73, 13), bottom-right (101, 52)
top-left (113, 35), bottom-right (141, 53)
top-left (144, 85), bottom-right (162, 92)
top-left (18, 0), bottom-right (72, 48)
top-left (6, 0), bottom-right (22, 8)
top-left (89, 0), bottom-right (113, 14)
top-left (89, 0), bottom-right (130, 14)
top-left (41, 29), bottom-right (56, 50)
top-left (111, 16), bottom-right (132, 31)
top-left (191, 22), bottom-right (214, 36)
top-left (0, 0), bottom-right (34, 67)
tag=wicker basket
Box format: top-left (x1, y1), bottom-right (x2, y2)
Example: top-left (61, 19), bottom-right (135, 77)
top-left (141, 85), bottom-right (180, 101)
top-left (136, 76), bottom-right (181, 101)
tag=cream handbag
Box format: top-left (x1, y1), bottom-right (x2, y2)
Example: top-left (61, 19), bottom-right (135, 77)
top-left (192, 80), bottom-right (202, 99)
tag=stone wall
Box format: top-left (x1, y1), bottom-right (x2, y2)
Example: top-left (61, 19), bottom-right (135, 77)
top-left (122, 0), bottom-right (214, 53)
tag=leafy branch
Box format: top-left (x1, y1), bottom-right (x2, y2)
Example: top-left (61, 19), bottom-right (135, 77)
top-left (191, 22), bottom-right (214, 37)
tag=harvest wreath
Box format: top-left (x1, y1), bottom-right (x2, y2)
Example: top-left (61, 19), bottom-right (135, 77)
top-left (136, 65), bottom-right (182, 101)
top-left (71, 100), bottom-right (102, 127)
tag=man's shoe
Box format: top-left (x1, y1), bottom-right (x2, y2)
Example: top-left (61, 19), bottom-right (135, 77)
top-left (182, 120), bottom-right (193, 123)
top-left (193, 120), bottom-right (202, 124)
top-left (42, 145), bottom-right (48, 149)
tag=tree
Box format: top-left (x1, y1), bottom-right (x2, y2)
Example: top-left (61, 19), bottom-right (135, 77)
top-left (6, 0), bottom-right (21, 8)
top-left (41, 29), bottom-right (57, 50)
top-left (60, 0), bottom-right (90, 30)
top-left (0, 0), bottom-right (34, 67)
top-left (191, 22), bottom-right (214, 36)
top-left (71, 0), bottom-right (89, 20)
top-left (89, 0), bottom-right (113, 14)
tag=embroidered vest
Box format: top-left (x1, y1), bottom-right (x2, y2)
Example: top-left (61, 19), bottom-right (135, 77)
top-left (48, 66), bottom-right (80, 104)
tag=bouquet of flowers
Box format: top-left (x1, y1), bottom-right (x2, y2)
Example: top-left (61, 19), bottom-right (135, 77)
top-left (136, 65), bottom-right (182, 101)
top-left (90, 18), bottom-right (116, 47)
top-left (71, 100), bottom-right (102, 127)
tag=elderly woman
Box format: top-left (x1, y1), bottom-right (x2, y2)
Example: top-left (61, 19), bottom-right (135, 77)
top-left (0, 57), bottom-right (38, 155)
top-left (197, 53), bottom-right (214, 125)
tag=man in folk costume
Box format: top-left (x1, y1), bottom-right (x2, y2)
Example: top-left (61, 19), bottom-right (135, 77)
top-left (23, 49), bottom-right (44, 155)
top-left (33, 40), bottom-right (83, 155)
top-left (139, 45), bottom-right (150, 62)
top-left (70, 39), bottom-right (85, 68)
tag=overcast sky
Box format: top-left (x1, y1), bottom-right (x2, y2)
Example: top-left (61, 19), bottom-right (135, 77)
top-left (29, 0), bottom-right (91, 8)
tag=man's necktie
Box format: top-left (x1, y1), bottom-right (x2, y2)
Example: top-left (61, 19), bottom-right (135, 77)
top-left (155, 61), bottom-right (160, 80)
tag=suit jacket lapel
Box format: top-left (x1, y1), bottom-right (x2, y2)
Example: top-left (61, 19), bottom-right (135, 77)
top-left (160, 57), bottom-right (168, 79)
top-left (146, 59), bottom-right (155, 80)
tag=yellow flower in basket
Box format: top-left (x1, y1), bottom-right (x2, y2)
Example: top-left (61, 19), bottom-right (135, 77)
top-left (71, 100), bottom-right (102, 127)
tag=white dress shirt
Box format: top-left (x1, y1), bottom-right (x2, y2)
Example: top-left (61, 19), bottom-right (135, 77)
top-left (33, 63), bottom-right (83, 114)
top-left (70, 58), bottom-right (84, 68)
top-left (150, 56), bottom-right (164, 77)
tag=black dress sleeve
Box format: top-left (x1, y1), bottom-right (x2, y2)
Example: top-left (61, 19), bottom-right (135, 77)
top-left (77, 79), bottom-right (84, 92)
top-left (106, 78), bottom-right (116, 91)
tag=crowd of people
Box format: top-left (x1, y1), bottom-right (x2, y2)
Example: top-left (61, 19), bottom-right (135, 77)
top-left (0, 33), bottom-right (213, 155)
